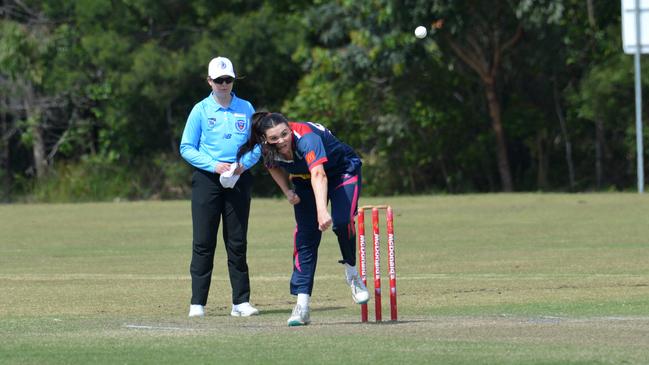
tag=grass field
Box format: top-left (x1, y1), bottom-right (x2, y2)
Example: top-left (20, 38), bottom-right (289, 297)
top-left (1, 193), bottom-right (649, 364)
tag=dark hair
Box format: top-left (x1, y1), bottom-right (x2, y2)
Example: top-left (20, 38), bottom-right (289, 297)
top-left (237, 111), bottom-right (290, 165)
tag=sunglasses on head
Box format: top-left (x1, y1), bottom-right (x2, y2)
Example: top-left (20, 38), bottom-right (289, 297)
top-left (211, 76), bottom-right (235, 85)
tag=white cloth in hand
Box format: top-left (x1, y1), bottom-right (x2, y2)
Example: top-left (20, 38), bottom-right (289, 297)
top-left (219, 163), bottom-right (240, 188)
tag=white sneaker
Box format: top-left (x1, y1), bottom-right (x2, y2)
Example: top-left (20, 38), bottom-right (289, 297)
top-left (188, 304), bottom-right (205, 317)
top-left (345, 265), bottom-right (370, 304)
top-left (230, 302), bottom-right (259, 317)
top-left (287, 304), bottom-right (311, 326)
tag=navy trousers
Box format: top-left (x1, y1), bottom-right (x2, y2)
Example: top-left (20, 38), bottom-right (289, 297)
top-left (290, 169), bottom-right (361, 295)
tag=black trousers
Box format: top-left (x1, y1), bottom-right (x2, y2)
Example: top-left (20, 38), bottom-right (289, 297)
top-left (190, 168), bottom-right (253, 306)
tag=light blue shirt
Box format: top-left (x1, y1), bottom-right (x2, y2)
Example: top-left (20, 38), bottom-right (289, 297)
top-left (180, 92), bottom-right (261, 172)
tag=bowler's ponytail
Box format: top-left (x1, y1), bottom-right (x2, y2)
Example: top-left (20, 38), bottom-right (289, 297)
top-left (237, 112), bottom-right (290, 165)
top-left (237, 111), bottom-right (270, 161)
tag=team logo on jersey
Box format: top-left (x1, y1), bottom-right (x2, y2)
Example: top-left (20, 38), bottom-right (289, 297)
top-left (235, 119), bottom-right (246, 132)
top-left (306, 151), bottom-right (316, 164)
top-left (207, 118), bottom-right (216, 128)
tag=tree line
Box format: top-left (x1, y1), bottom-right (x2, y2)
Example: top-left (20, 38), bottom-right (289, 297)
top-left (0, 0), bottom-right (645, 201)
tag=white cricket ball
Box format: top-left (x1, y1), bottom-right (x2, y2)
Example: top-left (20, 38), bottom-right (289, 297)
top-left (414, 26), bottom-right (427, 39)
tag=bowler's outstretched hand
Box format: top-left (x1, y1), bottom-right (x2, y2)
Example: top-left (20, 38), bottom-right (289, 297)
top-left (318, 211), bottom-right (332, 231)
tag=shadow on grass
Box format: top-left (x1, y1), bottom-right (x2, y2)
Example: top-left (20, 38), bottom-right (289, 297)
top-left (259, 306), bottom-right (346, 315)
top-left (319, 318), bottom-right (432, 326)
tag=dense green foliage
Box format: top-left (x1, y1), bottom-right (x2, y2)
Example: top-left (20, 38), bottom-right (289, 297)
top-left (1, 0), bottom-right (647, 201)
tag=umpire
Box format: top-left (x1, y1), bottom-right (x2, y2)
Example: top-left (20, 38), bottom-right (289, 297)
top-left (180, 56), bottom-right (261, 317)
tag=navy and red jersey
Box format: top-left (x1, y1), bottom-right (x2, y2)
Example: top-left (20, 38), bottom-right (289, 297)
top-left (269, 122), bottom-right (360, 177)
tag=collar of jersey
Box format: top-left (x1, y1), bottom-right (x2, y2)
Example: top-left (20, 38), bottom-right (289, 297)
top-left (209, 91), bottom-right (237, 111)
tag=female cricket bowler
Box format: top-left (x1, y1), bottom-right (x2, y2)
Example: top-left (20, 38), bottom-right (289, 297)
top-left (237, 112), bottom-right (370, 326)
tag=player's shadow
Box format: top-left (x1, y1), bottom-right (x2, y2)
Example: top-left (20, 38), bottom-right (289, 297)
top-left (261, 306), bottom-right (345, 315)
top-left (320, 318), bottom-right (425, 326)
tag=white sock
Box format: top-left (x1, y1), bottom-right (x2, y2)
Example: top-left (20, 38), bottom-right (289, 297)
top-left (297, 293), bottom-right (310, 308)
top-left (344, 263), bottom-right (358, 281)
